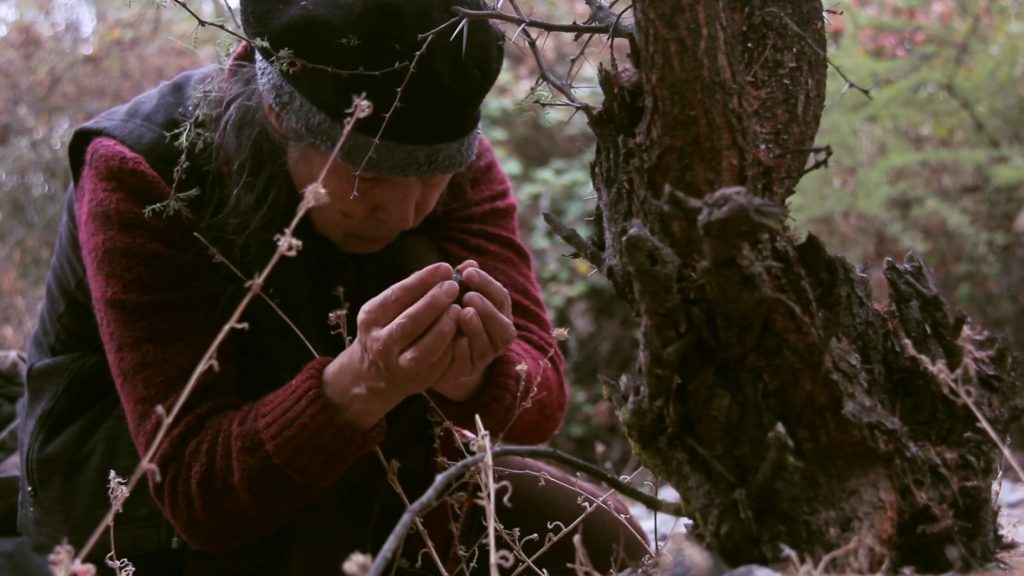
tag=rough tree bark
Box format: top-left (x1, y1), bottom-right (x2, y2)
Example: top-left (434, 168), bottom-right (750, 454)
top-left (566, 1), bottom-right (1024, 572)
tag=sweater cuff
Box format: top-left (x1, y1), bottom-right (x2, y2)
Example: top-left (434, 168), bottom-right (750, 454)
top-left (257, 357), bottom-right (386, 486)
top-left (429, 342), bottom-right (539, 434)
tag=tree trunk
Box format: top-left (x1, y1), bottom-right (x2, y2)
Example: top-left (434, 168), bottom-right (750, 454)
top-left (579, 1), bottom-right (1024, 571)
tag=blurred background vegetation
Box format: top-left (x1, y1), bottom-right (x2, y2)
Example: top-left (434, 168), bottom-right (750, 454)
top-left (1, 0), bottom-right (1022, 471)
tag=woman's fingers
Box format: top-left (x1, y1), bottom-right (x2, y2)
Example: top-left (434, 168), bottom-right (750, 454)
top-left (358, 262), bottom-right (454, 328)
top-left (458, 266), bottom-right (512, 316)
top-left (434, 335), bottom-right (489, 402)
top-left (452, 262), bottom-right (516, 359)
top-left (458, 306), bottom-right (493, 368)
top-left (397, 304), bottom-right (461, 371)
top-left (384, 280), bottom-right (460, 353)
top-left (462, 291), bottom-right (517, 352)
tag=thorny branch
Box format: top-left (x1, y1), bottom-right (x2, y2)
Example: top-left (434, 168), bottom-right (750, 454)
top-left (568, 0), bottom-right (635, 92)
top-left (170, 0), bottom-right (248, 44)
top-left (542, 212), bottom-right (604, 271)
top-left (789, 145), bottom-right (834, 180)
top-left (452, 6), bottom-right (632, 38)
top-left (504, 0), bottom-right (595, 118)
top-left (764, 7), bottom-right (872, 100)
top-left (354, 19), bottom-right (458, 192)
top-left (170, 0), bottom-right (409, 78)
top-left (68, 96), bottom-right (374, 570)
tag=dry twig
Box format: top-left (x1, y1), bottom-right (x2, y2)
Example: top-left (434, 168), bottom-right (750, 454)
top-left (366, 446), bottom-right (679, 576)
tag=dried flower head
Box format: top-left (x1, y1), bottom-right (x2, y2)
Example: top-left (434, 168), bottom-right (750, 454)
top-left (342, 551), bottom-right (374, 576)
top-left (274, 233), bottom-right (304, 257)
top-left (302, 182), bottom-right (330, 207)
top-left (515, 361), bottom-right (529, 379)
top-left (107, 470), bottom-right (129, 514)
top-left (348, 95), bottom-right (374, 120)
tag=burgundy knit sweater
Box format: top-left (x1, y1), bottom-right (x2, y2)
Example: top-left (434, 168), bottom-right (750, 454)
top-left (75, 133), bottom-right (566, 557)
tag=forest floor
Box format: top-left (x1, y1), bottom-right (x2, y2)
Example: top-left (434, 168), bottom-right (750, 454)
top-left (625, 480), bottom-right (1024, 575)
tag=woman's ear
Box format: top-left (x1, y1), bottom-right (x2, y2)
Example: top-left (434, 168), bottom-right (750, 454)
top-left (262, 99), bottom-right (291, 142)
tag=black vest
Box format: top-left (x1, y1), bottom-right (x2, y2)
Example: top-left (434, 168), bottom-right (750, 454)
top-left (18, 65), bottom-right (444, 571)
top-left (18, 66), bottom-right (214, 562)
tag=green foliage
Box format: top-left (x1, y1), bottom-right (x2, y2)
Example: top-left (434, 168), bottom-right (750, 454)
top-left (791, 0), bottom-right (1024, 347)
top-left (142, 188), bottom-right (200, 218)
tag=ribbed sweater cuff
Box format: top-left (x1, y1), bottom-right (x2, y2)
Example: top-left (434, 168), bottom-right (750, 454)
top-left (257, 357), bottom-right (386, 487)
top-left (430, 342), bottom-right (537, 433)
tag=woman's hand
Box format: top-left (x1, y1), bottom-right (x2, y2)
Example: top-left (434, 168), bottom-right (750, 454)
top-left (430, 260), bottom-right (517, 402)
top-left (323, 262), bottom-right (462, 429)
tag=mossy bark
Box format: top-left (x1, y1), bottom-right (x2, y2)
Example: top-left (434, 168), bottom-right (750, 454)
top-left (578, 0), bottom-right (1024, 571)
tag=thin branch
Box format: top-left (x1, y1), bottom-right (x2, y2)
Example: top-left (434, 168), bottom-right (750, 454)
top-left (958, 384), bottom-right (1024, 484)
top-left (795, 145), bottom-right (834, 179)
top-left (170, 0), bottom-right (409, 78)
top-left (297, 59), bottom-right (410, 78)
top-left (356, 20), bottom-right (459, 191)
top-left (542, 211), bottom-right (605, 271)
top-left (193, 233), bottom-right (320, 359)
top-left (170, 0), bottom-right (248, 44)
top-left (492, 524), bottom-right (546, 576)
top-left (566, 30), bottom-right (598, 87)
top-left (218, 0), bottom-right (241, 31)
top-left (474, 416), bottom-right (499, 576)
top-left (504, 0), bottom-right (595, 118)
top-left (900, 335), bottom-right (1024, 483)
top-left (763, 7), bottom-right (872, 100)
top-left (375, 449), bottom-right (450, 575)
top-left (452, 7), bottom-right (631, 38)
top-left (488, 473), bottom-right (645, 576)
top-left (366, 445), bottom-right (684, 576)
top-left (417, 14), bottom-right (462, 40)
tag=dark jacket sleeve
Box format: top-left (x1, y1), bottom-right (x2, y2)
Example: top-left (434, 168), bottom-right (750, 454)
top-left (423, 136), bottom-right (568, 444)
top-left (75, 137), bottom-right (386, 553)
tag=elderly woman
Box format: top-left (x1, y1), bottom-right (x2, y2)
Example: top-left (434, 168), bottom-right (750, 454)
top-left (19, 0), bottom-right (647, 574)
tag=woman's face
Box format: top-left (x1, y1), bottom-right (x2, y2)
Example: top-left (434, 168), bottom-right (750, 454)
top-left (286, 142), bottom-right (453, 253)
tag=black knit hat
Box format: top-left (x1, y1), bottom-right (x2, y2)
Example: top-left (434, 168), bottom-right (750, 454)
top-left (241, 0), bottom-right (504, 177)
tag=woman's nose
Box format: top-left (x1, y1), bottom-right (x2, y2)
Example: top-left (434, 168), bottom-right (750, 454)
top-left (371, 181), bottom-right (419, 229)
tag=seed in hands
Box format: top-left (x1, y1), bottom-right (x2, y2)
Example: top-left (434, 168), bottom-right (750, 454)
top-left (452, 270), bottom-right (469, 301)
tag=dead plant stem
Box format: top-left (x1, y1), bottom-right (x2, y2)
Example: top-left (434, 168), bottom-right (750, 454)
top-left (958, 382), bottom-right (1024, 484)
top-left (193, 233), bottom-right (319, 358)
top-left (374, 448), bottom-right (450, 576)
top-left (474, 415), bottom-right (499, 576)
top-left (365, 446), bottom-right (680, 576)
